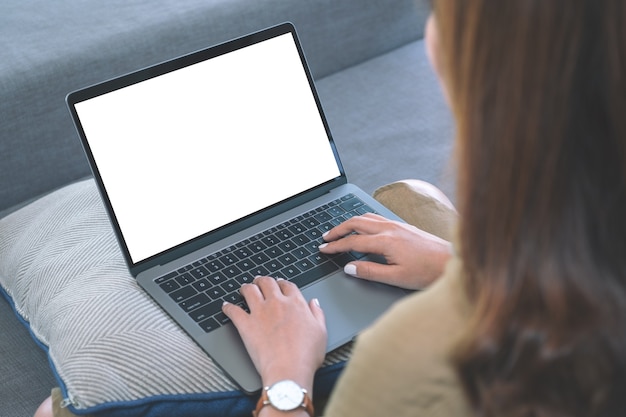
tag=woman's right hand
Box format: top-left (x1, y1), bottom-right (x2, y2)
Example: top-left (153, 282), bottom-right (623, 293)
top-left (319, 213), bottom-right (452, 290)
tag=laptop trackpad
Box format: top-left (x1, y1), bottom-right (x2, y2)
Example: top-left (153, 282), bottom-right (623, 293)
top-left (302, 271), bottom-right (407, 350)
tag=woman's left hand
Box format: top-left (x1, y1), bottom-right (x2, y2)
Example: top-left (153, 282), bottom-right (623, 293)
top-left (222, 276), bottom-right (327, 393)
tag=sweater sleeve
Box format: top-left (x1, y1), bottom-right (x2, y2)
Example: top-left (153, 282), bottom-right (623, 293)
top-left (321, 255), bottom-right (472, 417)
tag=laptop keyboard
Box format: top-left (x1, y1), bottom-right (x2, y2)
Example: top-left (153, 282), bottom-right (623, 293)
top-left (154, 193), bottom-right (376, 333)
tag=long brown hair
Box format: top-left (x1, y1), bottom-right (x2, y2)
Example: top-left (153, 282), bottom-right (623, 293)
top-left (433, 0), bottom-right (626, 415)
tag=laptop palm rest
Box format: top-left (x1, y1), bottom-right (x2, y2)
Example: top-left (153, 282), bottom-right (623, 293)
top-left (203, 270), bottom-right (407, 394)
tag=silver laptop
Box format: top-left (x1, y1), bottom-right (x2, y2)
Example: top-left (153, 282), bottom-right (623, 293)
top-left (66, 22), bottom-right (408, 394)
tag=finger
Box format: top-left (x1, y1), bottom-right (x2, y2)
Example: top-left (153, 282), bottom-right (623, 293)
top-left (322, 214), bottom-right (388, 242)
top-left (343, 260), bottom-right (402, 283)
top-left (309, 298), bottom-right (326, 327)
top-left (276, 277), bottom-right (300, 296)
top-left (319, 232), bottom-right (391, 256)
top-left (239, 282), bottom-right (264, 308)
top-left (222, 301), bottom-right (249, 327)
top-left (252, 275), bottom-right (283, 299)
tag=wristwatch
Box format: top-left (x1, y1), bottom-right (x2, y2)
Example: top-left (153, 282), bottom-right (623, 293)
top-left (253, 380), bottom-right (314, 417)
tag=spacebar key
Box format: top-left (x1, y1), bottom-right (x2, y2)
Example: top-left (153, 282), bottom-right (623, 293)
top-left (291, 261), bottom-right (338, 289)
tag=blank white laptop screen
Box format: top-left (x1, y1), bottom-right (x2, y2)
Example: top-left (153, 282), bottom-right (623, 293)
top-left (74, 33), bottom-right (341, 263)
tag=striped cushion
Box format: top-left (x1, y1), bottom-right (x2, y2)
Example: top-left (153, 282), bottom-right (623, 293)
top-left (0, 179), bottom-right (351, 416)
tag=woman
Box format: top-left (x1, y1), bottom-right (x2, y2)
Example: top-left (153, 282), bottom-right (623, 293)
top-left (223, 0), bottom-right (626, 416)
top-left (36, 0), bottom-right (626, 416)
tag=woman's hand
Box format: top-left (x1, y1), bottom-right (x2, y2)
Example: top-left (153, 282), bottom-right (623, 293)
top-left (319, 213), bottom-right (452, 289)
top-left (222, 276), bottom-right (327, 394)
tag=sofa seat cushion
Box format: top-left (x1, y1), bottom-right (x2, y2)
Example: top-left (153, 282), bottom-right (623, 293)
top-left (0, 178), bottom-right (350, 417)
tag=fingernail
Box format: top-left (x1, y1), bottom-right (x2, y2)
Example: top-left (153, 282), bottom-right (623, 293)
top-left (222, 301), bottom-right (230, 306)
top-left (276, 277), bottom-right (285, 281)
top-left (318, 243), bottom-right (328, 249)
top-left (322, 231), bottom-right (329, 238)
top-left (344, 263), bottom-right (357, 276)
top-left (313, 298), bottom-right (320, 307)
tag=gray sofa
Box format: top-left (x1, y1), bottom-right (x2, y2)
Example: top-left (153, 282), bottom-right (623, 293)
top-left (0, 0), bottom-right (453, 416)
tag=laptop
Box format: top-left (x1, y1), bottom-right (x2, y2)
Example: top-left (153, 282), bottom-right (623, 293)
top-left (66, 22), bottom-right (408, 394)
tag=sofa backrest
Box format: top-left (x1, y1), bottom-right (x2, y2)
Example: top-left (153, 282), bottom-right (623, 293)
top-left (0, 0), bottom-right (429, 214)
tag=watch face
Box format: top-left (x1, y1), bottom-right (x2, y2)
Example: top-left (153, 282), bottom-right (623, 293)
top-left (267, 380), bottom-right (305, 411)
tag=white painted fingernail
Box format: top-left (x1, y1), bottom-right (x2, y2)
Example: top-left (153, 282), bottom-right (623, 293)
top-left (344, 263), bottom-right (357, 276)
top-left (318, 243), bottom-right (328, 249)
top-left (313, 298), bottom-right (320, 307)
top-left (276, 277), bottom-right (285, 281)
top-left (322, 231), bottom-right (329, 238)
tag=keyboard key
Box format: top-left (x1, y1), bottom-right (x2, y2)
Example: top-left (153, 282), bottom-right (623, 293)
top-left (308, 253), bottom-right (330, 265)
top-left (291, 262), bottom-right (338, 289)
top-left (155, 271), bottom-right (178, 284)
top-left (276, 229), bottom-right (294, 240)
top-left (190, 266), bottom-right (209, 280)
top-left (223, 265), bottom-right (242, 278)
top-left (189, 300), bottom-right (223, 322)
top-left (291, 247), bottom-right (310, 259)
top-left (175, 272), bottom-right (195, 286)
top-left (170, 285), bottom-right (197, 302)
top-left (214, 312), bottom-right (231, 325)
top-left (221, 279), bottom-right (239, 293)
top-left (236, 273), bottom-right (255, 285)
top-left (159, 279), bottom-right (180, 293)
top-left (340, 198), bottom-right (364, 212)
top-left (252, 252), bottom-right (270, 264)
top-left (331, 252), bottom-right (358, 267)
top-left (224, 292), bottom-right (244, 304)
top-left (301, 217), bottom-right (320, 228)
top-left (328, 206), bottom-right (345, 217)
top-left (262, 235), bottom-right (279, 246)
top-left (288, 223), bottom-right (306, 234)
top-left (291, 234), bottom-right (311, 246)
top-left (207, 286), bottom-right (227, 299)
top-left (305, 241), bottom-right (321, 253)
top-left (192, 278), bottom-right (211, 292)
top-left (177, 265), bottom-right (192, 274)
top-left (264, 246), bottom-right (284, 258)
top-left (318, 222), bottom-right (334, 232)
top-left (247, 265), bottom-right (269, 277)
top-left (205, 260), bottom-right (224, 272)
top-left (263, 259), bottom-right (284, 274)
top-left (277, 240), bottom-right (296, 252)
top-left (220, 253), bottom-right (238, 265)
top-left (198, 317), bottom-right (220, 333)
top-left (329, 217), bottom-right (344, 226)
top-left (343, 211), bottom-right (358, 220)
top-left (208, 273), bottom-right (228, 285)
top-left (179, 293), bottom-right (210, 312)
top-left (235, 247), bottom-right (253, 259)
top-left (357, 205), bottom-right (376, 215)
top-left (304, 229), bottom-right (323, 240)
top-left (295, 258), bottom-right (314, 271)
top-left (280, 265), bottom-right (300, 279)
top-left (315, 211), bottom-right (333, 222)
top-left (248, 241), bottom-right (267, 253)
top-left (278, 253), bottom-right (296, 265)
top-left (236, 259), bottom-right (256, 271)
